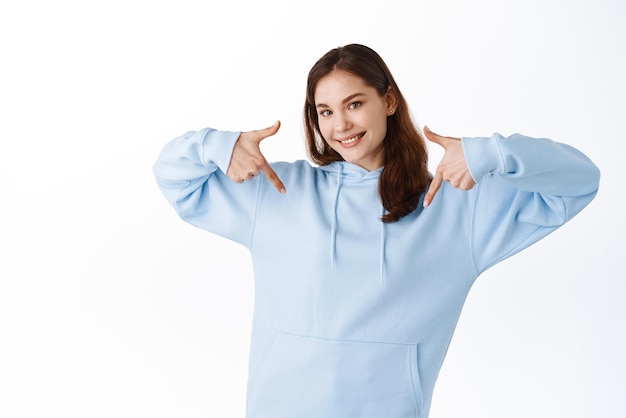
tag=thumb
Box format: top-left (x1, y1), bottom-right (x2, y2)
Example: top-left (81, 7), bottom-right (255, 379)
top-left (423, 125), bottom-right (447, 147)
top-left (256, 120), bottom-right (281, 143)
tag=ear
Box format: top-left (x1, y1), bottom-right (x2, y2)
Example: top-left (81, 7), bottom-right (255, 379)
top-left (384, 86), bottom-right (398, 115)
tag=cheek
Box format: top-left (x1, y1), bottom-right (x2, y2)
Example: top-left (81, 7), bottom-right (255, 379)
top-left (318, 121), bottom-right (333, 143)
top-left (373, 115), bottom-right (388, 137)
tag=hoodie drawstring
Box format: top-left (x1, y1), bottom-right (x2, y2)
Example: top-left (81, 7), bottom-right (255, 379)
top-left (330, 164), bottom-right (343, 268)
top-left (379, 206), bottom-right (387, 284)
top-left (328, 164), bottom-right (386, 285)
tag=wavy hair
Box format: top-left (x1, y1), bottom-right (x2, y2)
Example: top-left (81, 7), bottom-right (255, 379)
top-left (304, 44), bottom-right (431, 222)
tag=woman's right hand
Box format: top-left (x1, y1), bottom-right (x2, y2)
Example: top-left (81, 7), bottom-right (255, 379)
top-left (227, 121), bottom-right (286, 194)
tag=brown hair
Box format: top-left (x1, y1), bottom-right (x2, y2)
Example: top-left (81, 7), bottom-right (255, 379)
top-left (304, 44), bottom-right (431, 222)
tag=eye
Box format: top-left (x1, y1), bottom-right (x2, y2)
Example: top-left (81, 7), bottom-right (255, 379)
top-left (348, 101), bottom-right (362, 110)
top-left (319, 109), bottom-right (331, 117)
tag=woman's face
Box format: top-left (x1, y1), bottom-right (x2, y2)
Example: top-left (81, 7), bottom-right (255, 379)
top-left (314, 70), bottom-right (396, 171)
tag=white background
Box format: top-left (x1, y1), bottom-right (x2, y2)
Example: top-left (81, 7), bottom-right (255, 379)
top-left (1, 0), bottom-right (624, 417)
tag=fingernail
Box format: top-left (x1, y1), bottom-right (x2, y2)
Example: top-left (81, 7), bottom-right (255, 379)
top-left (423, 199), bottom-right (429, 208)
top-left (280, 187), bottom-right (286, 194)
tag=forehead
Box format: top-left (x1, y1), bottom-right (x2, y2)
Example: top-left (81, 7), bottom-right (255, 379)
top-left (314, 70), bottom-right (375, 104)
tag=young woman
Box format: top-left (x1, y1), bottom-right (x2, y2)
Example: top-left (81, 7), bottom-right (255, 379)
top-left (153, 44), bottom-right (600, 417)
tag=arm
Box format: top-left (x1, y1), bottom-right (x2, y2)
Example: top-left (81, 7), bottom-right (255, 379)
top-left (424, 127), bottom-right (601, 274)
top-left (153, 122), bottom-right (286, 246)
top-left (152, 128), bottom-right (256, 246)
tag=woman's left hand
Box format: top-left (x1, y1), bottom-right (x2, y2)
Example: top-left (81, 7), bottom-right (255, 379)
top-left (423, 126), bottom-right (476, 207)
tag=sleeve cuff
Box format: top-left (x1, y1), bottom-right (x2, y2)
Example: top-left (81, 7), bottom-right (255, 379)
top-left (200, 128), bottom-right (241, 173)
top-left (461, 133), bottom-right (506, 182)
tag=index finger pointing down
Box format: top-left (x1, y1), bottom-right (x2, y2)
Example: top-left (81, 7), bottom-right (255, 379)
top-left (261, 161), bottom-right (286, 194)
top-left (424, 172), bottom-right (442, 208)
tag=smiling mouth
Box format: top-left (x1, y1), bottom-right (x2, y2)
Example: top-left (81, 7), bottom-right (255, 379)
top-left (336, 132), bottom-right (365, 145)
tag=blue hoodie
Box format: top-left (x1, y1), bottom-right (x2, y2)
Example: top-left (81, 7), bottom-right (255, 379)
top-left (153, 128), bottom-right (600, 418)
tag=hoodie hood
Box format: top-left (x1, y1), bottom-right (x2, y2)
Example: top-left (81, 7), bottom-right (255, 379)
top-left (320, 161), bottom-right (387, 284)
top-left (318, 160), bottom-right (384, 179)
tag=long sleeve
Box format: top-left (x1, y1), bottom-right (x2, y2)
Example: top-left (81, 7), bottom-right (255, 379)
top-left (462, 132), bottom-right (601, 274)
top-left (152, 128), bottom-right (260, 247)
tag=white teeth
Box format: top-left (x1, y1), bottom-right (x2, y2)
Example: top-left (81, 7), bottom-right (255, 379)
top-left (339, 133), bottom-right (363, 144)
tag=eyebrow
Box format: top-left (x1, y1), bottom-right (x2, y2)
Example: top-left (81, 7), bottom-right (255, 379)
top-left (316, 92), bottom-right (366, 108)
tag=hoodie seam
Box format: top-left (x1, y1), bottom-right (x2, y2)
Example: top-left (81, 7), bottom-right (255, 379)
top-left (494, 133), bottom-right (508, 175)
top-left (247, 176), bottom-right (263, 249)
top-left (469, 181), bottom-right (569, 275)
top-left (468, 181), bottom-right (481, 276)
top-left (199, 128), bottom-right (211, 167)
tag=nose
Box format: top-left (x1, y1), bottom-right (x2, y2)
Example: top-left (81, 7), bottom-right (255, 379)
top-left (334, 111), bottom-right (352, 132)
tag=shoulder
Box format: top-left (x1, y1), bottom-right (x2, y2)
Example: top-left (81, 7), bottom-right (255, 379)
top-left (270, 159), bottom-right (315, 171)
top-left (263, 159), bottom-right (327, 188)
top-left (269, 160), bottom-right (329, 178)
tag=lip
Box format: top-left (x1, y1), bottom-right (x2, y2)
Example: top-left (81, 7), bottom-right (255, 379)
top-left (335, 132), bottom-right (365, 147)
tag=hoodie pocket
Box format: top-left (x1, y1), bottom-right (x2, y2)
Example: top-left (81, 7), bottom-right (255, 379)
top-left (247, 331), bottom-right (423, 418)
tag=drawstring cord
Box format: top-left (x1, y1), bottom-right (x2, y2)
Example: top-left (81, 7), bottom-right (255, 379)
top-left (329, 165), bottom-right (386, 285)
top-left (330, 164), bottom-right (343, 268)
top-left (379, 206), bottom-right (387, 284)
